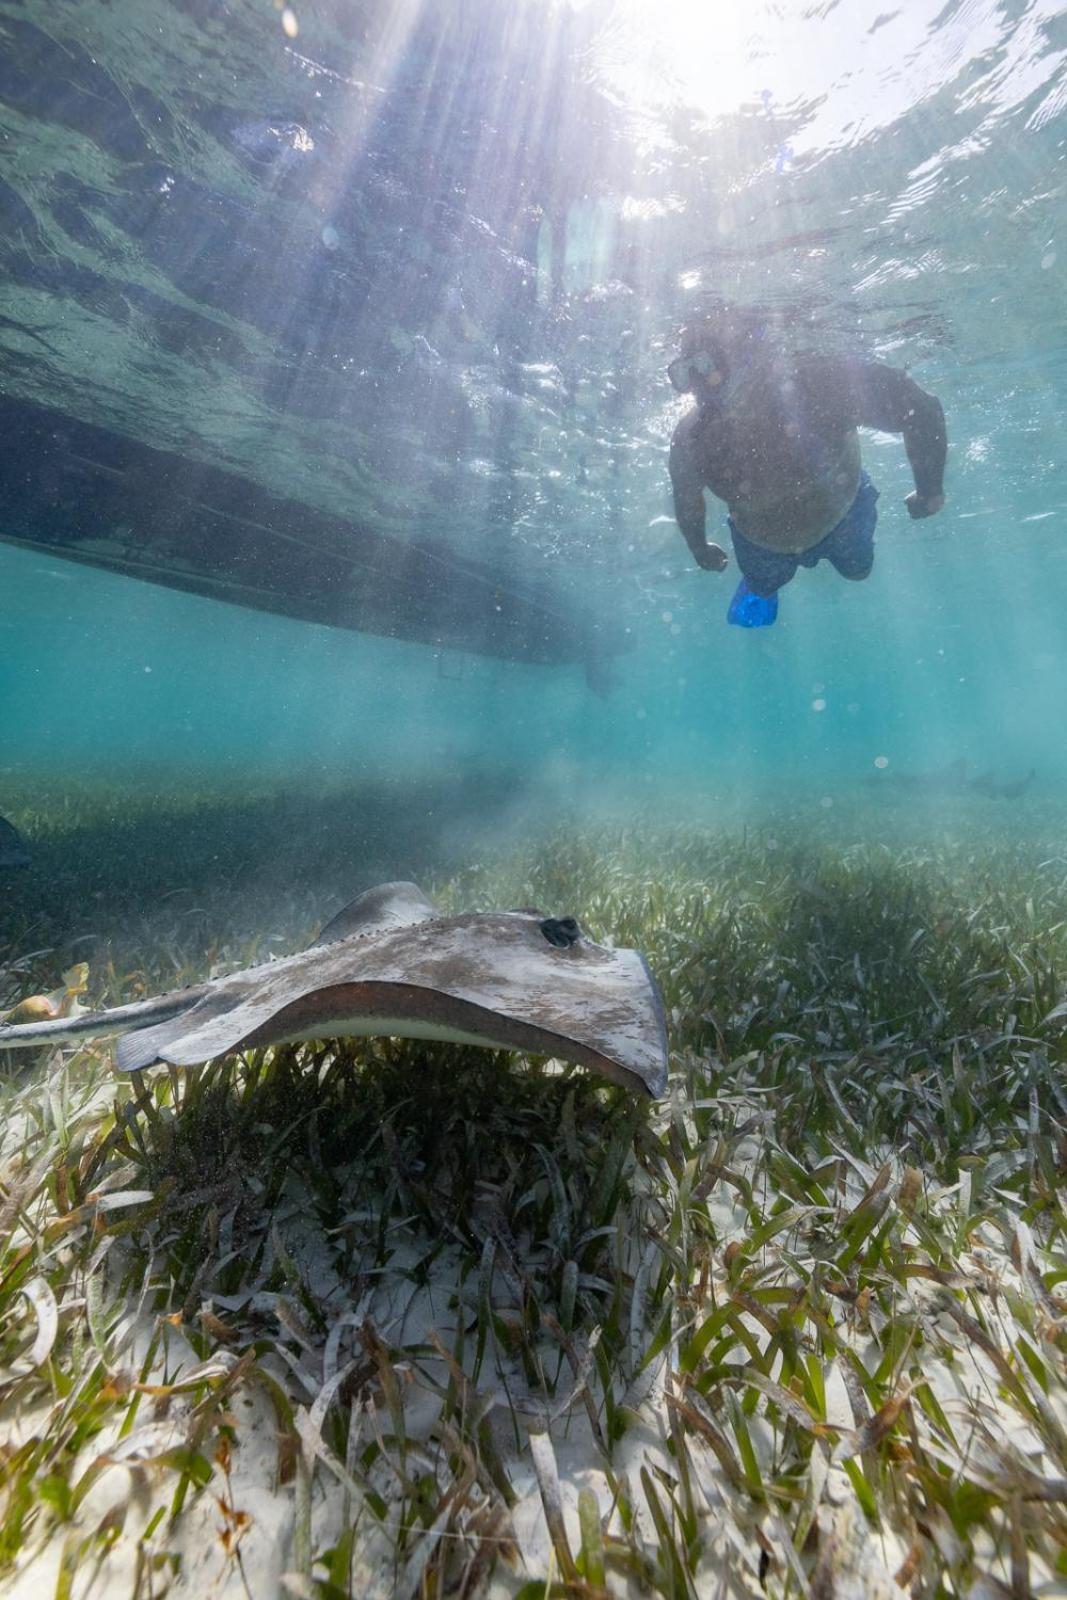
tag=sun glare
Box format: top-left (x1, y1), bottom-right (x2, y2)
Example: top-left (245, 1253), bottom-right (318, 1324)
top-left (593, 0), bottom-right (762, 122)
top-left (584, 0), bottom-right (937, 154)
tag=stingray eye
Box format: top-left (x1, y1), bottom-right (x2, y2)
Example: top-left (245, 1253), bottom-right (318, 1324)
top-left (539, 917), bottom-right (581, 948)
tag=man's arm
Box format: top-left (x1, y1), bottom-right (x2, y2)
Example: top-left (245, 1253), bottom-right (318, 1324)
top-left (669, 420), bottom-right (728, 570)
top-left (843, 361), bottom-right (947, 517)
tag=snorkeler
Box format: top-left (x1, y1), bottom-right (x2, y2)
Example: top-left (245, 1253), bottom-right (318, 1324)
top-left (667, 315), bottom-right (947, 626)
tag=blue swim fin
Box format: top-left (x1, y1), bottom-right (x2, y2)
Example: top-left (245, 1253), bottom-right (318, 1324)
top-left (727, 579), bottom-right (779, 628)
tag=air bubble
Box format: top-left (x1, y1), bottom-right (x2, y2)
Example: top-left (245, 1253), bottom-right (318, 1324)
top-left (874, 755), bottom-right (889, 769)
top-left (812, 698), bottom-right (826, 712)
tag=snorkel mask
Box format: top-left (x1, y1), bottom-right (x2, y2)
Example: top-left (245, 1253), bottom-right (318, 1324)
top-left (669, 311), bottom-right (774, 396)
top-left (667, 347), bottom-right (727, 394)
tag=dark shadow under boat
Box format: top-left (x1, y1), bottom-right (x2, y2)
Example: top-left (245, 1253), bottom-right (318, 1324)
top-left (0, 393), bottom-right (625, 669)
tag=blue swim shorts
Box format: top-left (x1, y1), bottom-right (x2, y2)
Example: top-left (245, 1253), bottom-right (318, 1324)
top-left (727, 472), bottom-right (879, 599)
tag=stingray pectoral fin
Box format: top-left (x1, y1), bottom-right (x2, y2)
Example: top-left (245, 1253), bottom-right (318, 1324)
top-left (117, 1029), bottom-right (174, 1075)
top-left (633, 952), bottom-right (670, 1097)
top-left (115, 991), bottom-right (254, 1074)
top-left (308, 882), bottom-right (440, 948)
top-left (237, 978), bottom-right (666, 1097)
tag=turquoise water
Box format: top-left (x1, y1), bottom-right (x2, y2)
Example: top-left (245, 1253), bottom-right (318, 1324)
top-left (1, 0), bottom-right (1065, 829)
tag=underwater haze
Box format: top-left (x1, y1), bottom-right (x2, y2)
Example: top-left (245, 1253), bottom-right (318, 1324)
top-left (0, 0), bottom-right (1065, 843)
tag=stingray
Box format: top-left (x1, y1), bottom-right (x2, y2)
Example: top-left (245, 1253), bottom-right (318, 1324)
top-left (0, 882), bottom-right (669, 1097)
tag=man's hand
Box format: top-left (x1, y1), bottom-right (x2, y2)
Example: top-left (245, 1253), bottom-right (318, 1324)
top-left (905, 491), bottom-right (945, 520)
top-left (693, 540), bottom-right (729, 572)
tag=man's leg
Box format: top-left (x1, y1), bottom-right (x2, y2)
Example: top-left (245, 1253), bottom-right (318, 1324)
top-left (725, 520), bottom-right (798, 628)
top-left (727, 520), bottom-right (799, 597)
top-left (825, 473), bottom-right (878, 581)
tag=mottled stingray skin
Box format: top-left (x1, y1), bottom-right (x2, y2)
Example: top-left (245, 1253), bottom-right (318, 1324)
top-left (0, 882), bottom-right (669, 1097)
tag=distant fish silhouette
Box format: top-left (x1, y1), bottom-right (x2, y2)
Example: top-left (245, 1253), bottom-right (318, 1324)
top-left (0, 883), bottom-right (669, 1097)
top-left (871, 758), bottom-right (1035, 802)
top-left (869, 756), bottom-right (968, 794)
top-left (968, 767), bottom-right (1036, 801)
top-left (966, 768), bottom-right (996, 797)
top-left (0, 816), bottom-right (31, 868)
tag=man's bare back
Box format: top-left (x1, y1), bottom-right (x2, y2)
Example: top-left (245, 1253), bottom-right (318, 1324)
top-left (667, 329), bottom-right (947, 621)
